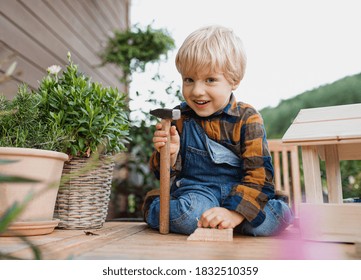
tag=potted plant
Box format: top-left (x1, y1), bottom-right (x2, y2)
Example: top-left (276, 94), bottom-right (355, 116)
top-left (0, 52), bottom-right (130, 230)
top-left (36, 53), bottom-right (129, 229)
top-left (101, 24), bottom-right (175, 83)
top-left (0, 85), bottom-right (69, 235)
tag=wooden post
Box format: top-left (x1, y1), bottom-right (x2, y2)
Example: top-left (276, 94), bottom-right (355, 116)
top-left (324, 145), bottom-right (343, 203)
top-left (301, 146), bottom-right (323, 203)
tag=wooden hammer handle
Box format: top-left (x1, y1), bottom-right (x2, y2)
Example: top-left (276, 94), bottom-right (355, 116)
top-left (159, 118), bottom-right (171, 234)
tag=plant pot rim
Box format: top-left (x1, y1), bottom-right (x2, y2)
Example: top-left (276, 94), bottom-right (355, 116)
top-left (0, 147), bottom-right (69, 161)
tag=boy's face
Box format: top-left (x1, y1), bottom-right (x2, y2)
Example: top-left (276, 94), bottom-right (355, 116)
top-left (181, 70), bottom-right (238, 117)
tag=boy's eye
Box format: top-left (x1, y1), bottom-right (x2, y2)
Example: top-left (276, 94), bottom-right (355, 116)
top-left (183, 77), bottom-right (193, 83)
top-left (206, 78), bottom-right (216, 83)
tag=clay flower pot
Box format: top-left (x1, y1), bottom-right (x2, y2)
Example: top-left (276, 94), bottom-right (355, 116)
top-left (0, 147), bottom-right (68, 236)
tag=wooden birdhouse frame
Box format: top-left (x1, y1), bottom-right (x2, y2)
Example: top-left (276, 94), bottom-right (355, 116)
top-left (282, 103), bottom-right (361, 243)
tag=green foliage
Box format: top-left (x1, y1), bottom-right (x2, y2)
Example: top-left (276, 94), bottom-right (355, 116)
top-left (340, 160), bottom-right (361, 198)
top-left (0, 85), bottom-right (68, 151)
top-left (0, 53), bottom-right (130, 157)
top-left (36, 53), bottom-right (130, 157)
top-left (101, 24), bottom-right (175, 82)
top-left (101, 24), bottom-right (177, 217)
top-left (114, 82), bottom-right (183, 217)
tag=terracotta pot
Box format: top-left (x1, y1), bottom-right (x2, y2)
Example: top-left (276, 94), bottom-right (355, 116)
top-left (0, 147), bottom-right (68, 236)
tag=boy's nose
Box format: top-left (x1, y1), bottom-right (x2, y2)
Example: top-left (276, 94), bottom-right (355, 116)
top-left (191, 82), bottom-right (206, 96)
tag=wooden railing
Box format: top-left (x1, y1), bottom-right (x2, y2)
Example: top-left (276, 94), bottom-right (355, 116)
top-left (268, 139), bottom-right (302, 217)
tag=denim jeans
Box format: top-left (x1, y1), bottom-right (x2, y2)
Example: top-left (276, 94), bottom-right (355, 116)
top-left (147, 119), bottom-right (293, 235)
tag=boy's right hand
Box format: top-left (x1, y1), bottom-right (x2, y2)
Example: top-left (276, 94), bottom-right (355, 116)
top-left (153, 123), bottom-right (180, 167)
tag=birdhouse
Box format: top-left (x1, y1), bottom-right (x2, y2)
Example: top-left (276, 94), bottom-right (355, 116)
top-left (282, 103), bottom-right (361, 242)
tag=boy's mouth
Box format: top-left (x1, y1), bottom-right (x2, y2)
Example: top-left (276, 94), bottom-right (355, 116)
top-left (194, 100), bottom-right (210, 105)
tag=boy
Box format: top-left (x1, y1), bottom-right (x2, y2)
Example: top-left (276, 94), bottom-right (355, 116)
top-left (144, 25), bottom-right (293, 236)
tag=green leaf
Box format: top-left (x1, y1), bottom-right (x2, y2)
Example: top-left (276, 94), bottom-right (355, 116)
top-left (0, 173), bottom-right (39, 183)
top-left (0, 159), bottom-right (18, 165)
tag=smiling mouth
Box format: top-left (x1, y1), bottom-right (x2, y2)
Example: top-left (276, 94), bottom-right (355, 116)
top-left (194, 100), bottom-right (210, 105)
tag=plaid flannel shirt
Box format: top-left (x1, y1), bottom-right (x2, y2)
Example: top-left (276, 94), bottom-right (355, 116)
top-left (150, 94), bottom-right (275, 227)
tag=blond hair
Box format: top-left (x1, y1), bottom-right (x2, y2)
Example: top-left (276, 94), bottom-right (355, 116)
top-left (175, 25), bottom-right (247, 85)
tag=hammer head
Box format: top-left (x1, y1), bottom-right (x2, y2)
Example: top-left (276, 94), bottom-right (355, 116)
top-left (150, 108), bottom-right (181, 120)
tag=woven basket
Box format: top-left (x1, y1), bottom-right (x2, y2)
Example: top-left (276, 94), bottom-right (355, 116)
top-left (54, 156), bottom-right (115, 229)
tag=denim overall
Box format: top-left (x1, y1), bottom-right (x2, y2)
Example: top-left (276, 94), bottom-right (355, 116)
top-left (147, 119), bottom-right (293, 235)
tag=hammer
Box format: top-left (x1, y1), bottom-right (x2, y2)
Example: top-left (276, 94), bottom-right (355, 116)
top-left (150, 108), bottom-right (181, 234)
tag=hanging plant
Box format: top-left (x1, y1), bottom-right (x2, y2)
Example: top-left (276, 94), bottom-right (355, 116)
top-left (101, 24), bottom-right (175, 83)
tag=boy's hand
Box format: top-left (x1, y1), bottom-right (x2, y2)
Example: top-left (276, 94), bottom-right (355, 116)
top-left (198, 207), bottom-right (244, 230)
top-left (153, 123), bottom-right (180, 167)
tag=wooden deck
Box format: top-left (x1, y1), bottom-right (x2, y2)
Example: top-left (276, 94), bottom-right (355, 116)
top-left (0, 222), bottom-right (359, 260)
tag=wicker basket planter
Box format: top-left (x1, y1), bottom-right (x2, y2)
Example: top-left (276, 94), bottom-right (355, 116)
top-left (54, 156), bottom-right (115, 229)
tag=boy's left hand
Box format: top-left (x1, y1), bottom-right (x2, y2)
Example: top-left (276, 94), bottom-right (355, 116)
top-left (197, 207), bottom-right (244, 229)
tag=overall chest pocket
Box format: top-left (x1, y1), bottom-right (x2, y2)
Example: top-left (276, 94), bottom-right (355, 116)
top-left (206, 138), bottom-right (242, 168)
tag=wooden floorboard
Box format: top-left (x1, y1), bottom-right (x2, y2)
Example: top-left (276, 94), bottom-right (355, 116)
top-left (0, 222), bottom-right (359, 260)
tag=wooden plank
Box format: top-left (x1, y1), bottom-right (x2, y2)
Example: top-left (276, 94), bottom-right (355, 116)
top-left (63, 0), bottom-right (106, 42)
top-left (78, 0), bottom-right (111, 35)
top-left (273, 151), bottom-right (281, 190)
top-left (290, 146), bottom-right (302, 217)
top-left (46, 0), bottom-right (103, 54)
top-left (282, 119), bottom-right (361, 143)
top-left (75, 223), bottom-right (355, 260)
top-left (102, 0), bottom-right (124, 29)
top-left (187, 228), bottom-right (233, 241)
top-left (299, 203), bottom-right (361, 243)
top-left (268, 139), bottom-right (302, 216)
top-left (337, 143), bottom-right (361, 160)
top-left (0, 14), bottom-right (62, 71)
top-left (0, 6), bottom-right (107, 87)
top-left (268, 139), bottom-right (283, 152)
top-left (282, 149), bottom-right (291, 195)
top-left (21, 0), bottom-right (99, 64)
top-left (301, 146), bottom-right (323, 203)
top-left (0, 1), bottom-right (66, 65)
top-left (111, 0), bottom-right (130, 29)
top-left (55, 0), bottom-right (124, 81)
top-left (0, 74), bottom-right (19, 98)
top-left (78, 225), bottom-right (268, 259)
top-left (20, 0), bottom-right (121, 87)
top-left (282, 104), bottom-right (361, 144)
top-left (92, 0), bottom-right (120, 31)
top-left (42, 0), bottom-right (124, 83)
top-left (293, 103), bottom-right (361, 123)
top-left (3, 222), bottom-right (147, 260)
top-left (22, 1), bottom-right (100, 65)
top-left (324, 145), bottom-right (343, 203)
top-left (0, 43), bottom-right (44, 89)
top-left (1, 222), bottom-right (357, 260)
top-left (355, 243), bottom-right (361, 258)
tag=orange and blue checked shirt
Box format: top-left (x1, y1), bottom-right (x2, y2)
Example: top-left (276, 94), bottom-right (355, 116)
top-left (150, 94), bottom-right (275, 227)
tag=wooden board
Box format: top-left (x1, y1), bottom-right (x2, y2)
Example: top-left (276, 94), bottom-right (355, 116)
top-left (0, 222), bottom-right (146, 260)
top-left (282, 103), bottom-right (361, 144)
top-left (292, 104), bottom-right (361, 123)
top-left (0, 222), bottom-right (357, 260)
top-left (299, 203), bottom-right (361, 243)
top-left (187, 228), bottom-right (233, 242)
top-left (0, 0), bottom-right (128, 99)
